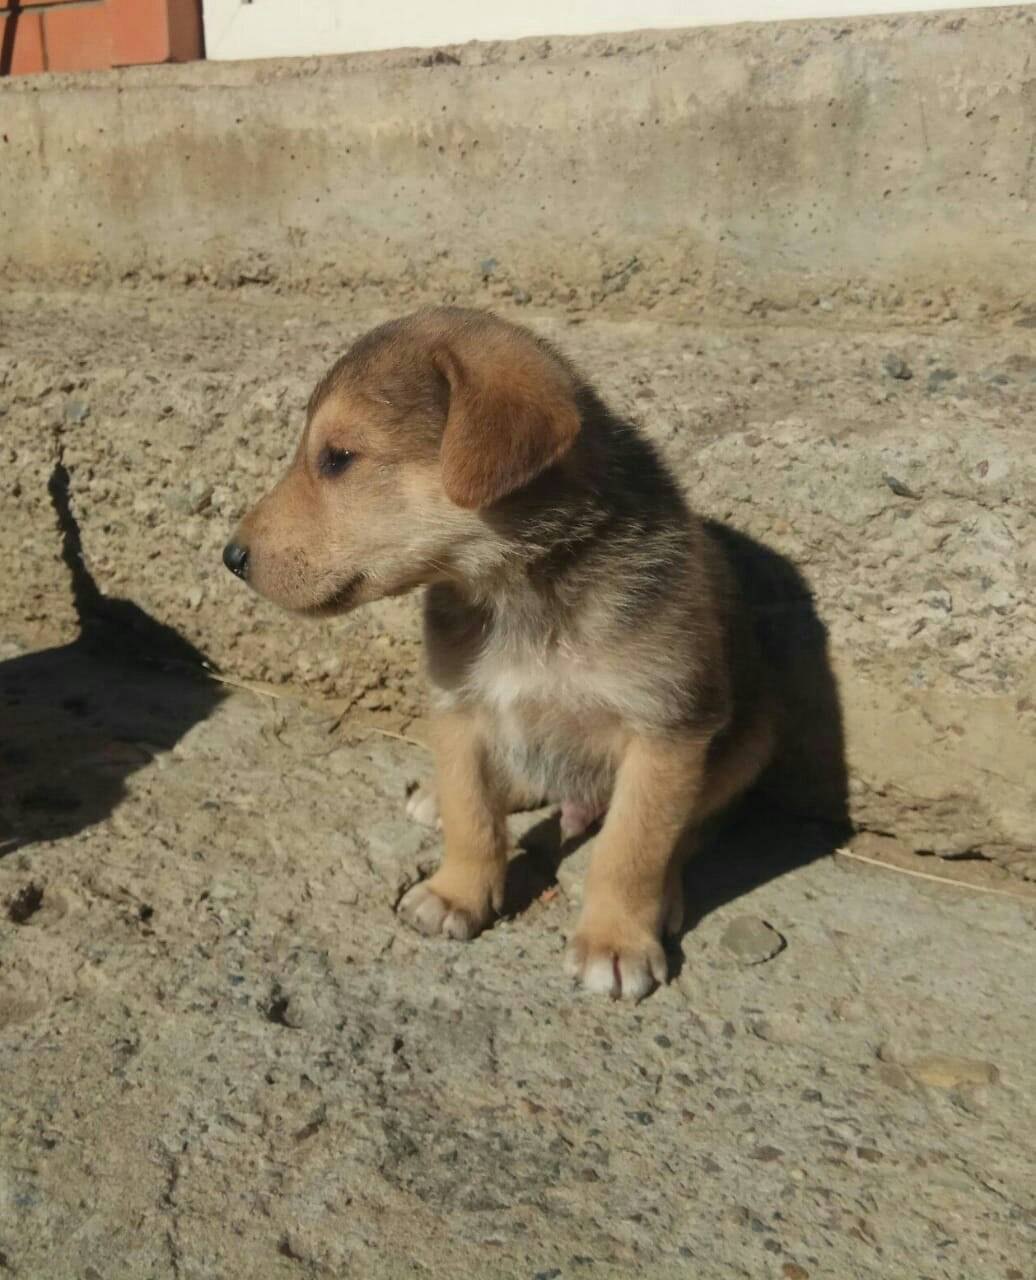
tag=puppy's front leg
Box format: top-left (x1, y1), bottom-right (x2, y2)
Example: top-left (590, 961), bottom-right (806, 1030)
top-left (565, 733), bottom-right (709, 1000)
top-left (397, 710), bottom-right (508, 941)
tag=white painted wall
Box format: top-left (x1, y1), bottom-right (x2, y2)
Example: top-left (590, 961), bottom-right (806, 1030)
top-left (202, 0), bottom-right (1031, 61)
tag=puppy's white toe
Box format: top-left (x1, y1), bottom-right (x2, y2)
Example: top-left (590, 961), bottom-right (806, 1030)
top-left (565, 927), bottom-right (668, 1002)
top-left (398, 881), bottom-right (449, 935)
top-left (405, 784), bottom-right (441, 828)
top-left (618, 952), bottom-right (664, 1001)
top-left (583, 955), bottom-right (620, 997)
top-left (442, 909), bottom-right (478, 941)
top-left (397, 877), bottom-right (488, 941)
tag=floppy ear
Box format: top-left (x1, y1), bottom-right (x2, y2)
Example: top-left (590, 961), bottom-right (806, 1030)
top-left (433, 327), bottom-right (582, 510)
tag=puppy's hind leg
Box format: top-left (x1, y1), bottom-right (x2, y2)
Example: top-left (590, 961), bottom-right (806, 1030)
top-left (404, 775), bottom-right (546, 830)
top-left (559, 798), bottom-right (607, 843)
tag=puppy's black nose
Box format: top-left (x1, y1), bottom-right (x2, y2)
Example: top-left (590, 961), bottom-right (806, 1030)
top-left (223, 541), bottom-right (249, 579)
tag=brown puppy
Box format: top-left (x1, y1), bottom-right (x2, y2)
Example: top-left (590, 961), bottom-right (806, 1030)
top-left (225, 307), bottom-right (775, 998)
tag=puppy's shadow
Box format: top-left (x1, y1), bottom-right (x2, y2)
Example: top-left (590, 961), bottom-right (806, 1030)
top-left (504, 802), bottom-right (847, 937)
top-left (501, 519), bottom-right (851, 951)
top-left (503, 809), bottom-right (568, 914)
top-left (669, 803), bottom-right (847, 978)
top-left (0, 464), bottom-right (222, 860)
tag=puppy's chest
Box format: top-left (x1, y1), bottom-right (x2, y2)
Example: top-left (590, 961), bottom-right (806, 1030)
top-left (467, 632), bottom-right (625, 736)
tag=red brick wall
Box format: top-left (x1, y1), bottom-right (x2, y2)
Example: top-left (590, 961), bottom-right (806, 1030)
top-left (0, 0), bottom-right (203, 76)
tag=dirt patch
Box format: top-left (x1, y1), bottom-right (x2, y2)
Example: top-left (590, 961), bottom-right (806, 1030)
top-left (3, 285), bottom-right (1034, 869)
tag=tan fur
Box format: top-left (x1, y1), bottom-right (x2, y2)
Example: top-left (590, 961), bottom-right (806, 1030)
top-left (434, 324), bottom-right (582, 509)
top-left (227, 307), bottom-right (777, 1000)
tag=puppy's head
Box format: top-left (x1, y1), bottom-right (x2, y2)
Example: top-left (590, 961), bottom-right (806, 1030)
top-left (223, 308), bottom-right (582, 615)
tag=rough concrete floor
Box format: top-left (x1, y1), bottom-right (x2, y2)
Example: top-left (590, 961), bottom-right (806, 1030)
top-left (2, 285), bottom-right (1035, 1277)
top-left (1, 640), bottom-right (1034, 1280)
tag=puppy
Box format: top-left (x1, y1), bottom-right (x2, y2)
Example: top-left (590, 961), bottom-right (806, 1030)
top-left (224, 307), bottom-right (775, 998)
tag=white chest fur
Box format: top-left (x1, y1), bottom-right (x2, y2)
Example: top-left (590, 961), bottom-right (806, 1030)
top-left (468, 628), bottom-right (619, 718)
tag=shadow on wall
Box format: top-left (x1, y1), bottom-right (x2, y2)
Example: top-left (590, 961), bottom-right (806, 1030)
top-left (504, 520), bottom-right (851, 931)
top-left (0, 464), bottom-right (223, 860)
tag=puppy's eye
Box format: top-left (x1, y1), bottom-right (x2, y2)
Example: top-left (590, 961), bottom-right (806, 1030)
top-left (318, 447), bottom-right (354, 479)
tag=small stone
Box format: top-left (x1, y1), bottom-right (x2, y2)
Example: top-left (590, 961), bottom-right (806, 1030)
top-left (881, 353), bottom-right (912, 380)
top-left (267, 990), bottom-right (317, 1030)
top-left (782, 1266), bottom-right (810, 1280)
top-left (512, 288), bottom-right (532, 305)
top-left (720, 915), bottom-right (785, 964)
top-left (752, 1145), bottom-right (784, 1162)
top-left (905, 1054), bottom-right (999, 1090)
top-left (185, 480), bottom-right (213, 514)
top-left (479, 257), bottom-right (498, 279)
top-left (64, 399), bottom-right (90, 423)
top-left (926, 367), bottom-right (958, 392)
top-left (883, 473), bottom-right (922, 500)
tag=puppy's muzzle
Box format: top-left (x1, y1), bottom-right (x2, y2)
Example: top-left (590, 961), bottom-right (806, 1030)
top-left (222, 541), bottom-right (250, 580)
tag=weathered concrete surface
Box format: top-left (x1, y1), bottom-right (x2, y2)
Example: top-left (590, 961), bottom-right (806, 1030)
top-left (1, 646), bottom-right (1034, 1278)
top-left (3, 287), bottom-right (1033, 869)
top-left (1, 8), bottom-right (1035, 323)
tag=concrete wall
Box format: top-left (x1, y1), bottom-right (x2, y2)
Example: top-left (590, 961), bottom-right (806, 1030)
top-left (1, 6), bottom-right (1033, 323)
top-left (201, 0), bottom-right (1035, 60)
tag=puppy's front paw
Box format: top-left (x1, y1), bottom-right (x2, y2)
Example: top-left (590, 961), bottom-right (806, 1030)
top-left (397, 868), bottom-right (503, 942)
top-left (564, 907), bottom-right (669, 1001)
top-left (405, 783), bottom-right (441, 828)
